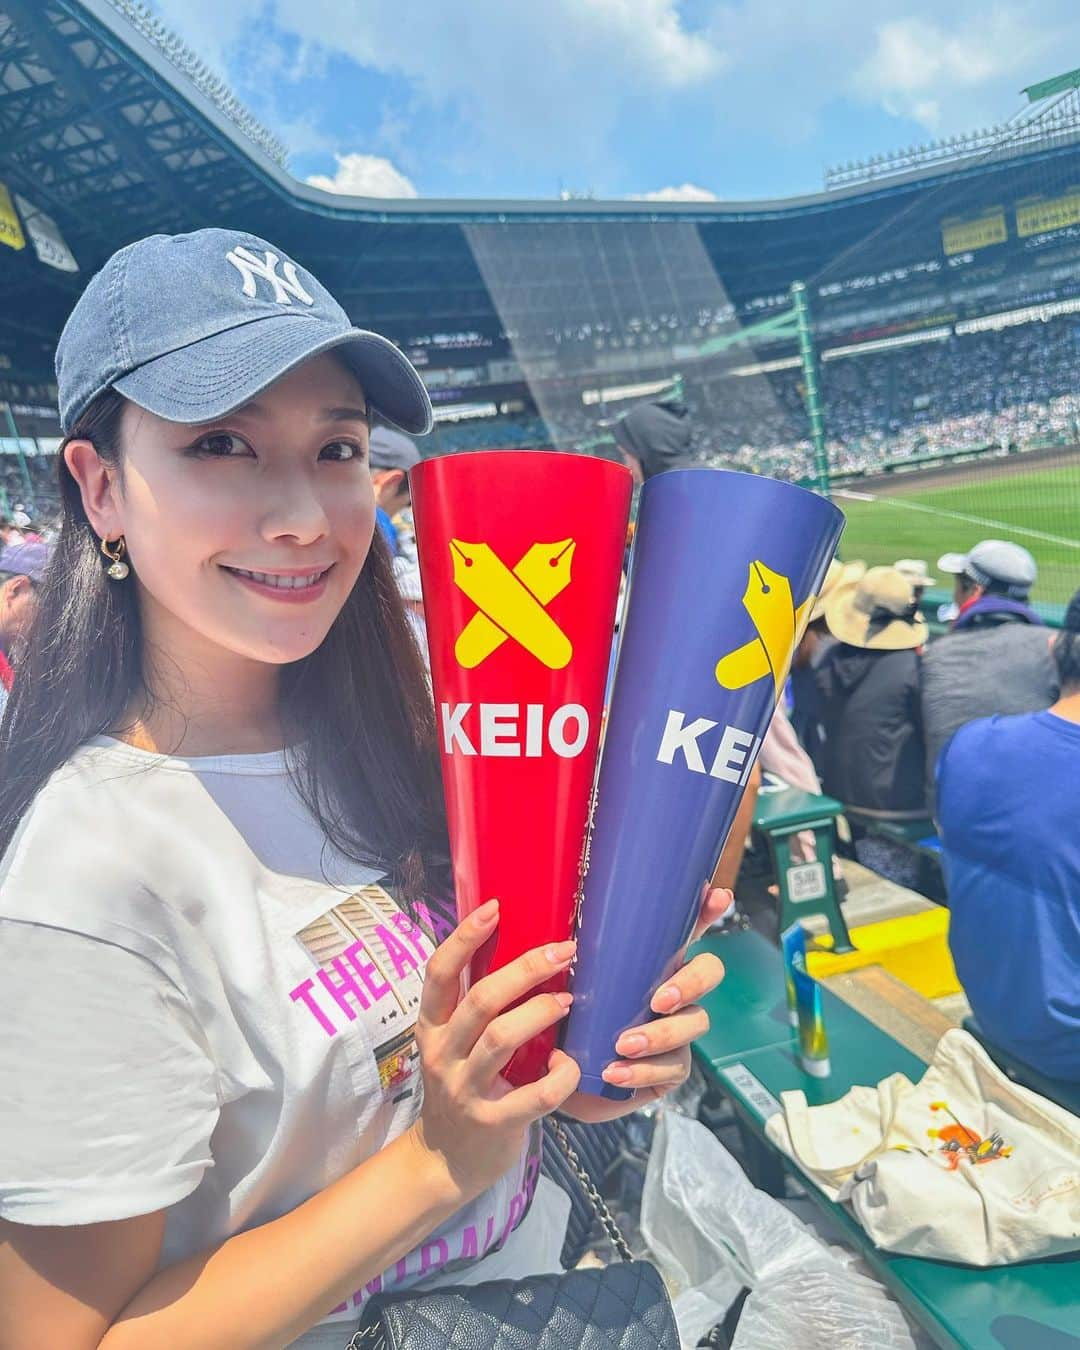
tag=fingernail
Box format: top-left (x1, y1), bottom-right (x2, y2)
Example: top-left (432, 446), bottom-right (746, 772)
top-left (474, 900), bottom-right (499, 926)
top-left (654, 985), bottom-right (680, 1010)
top-left (546, 940), bottom-right (577, 964)
top-left (554, 992), bottom-right (574, 1011)
top-left (603, 1064), bottom-right (632, 1084)
top-left (616, 1033), bottom-right (648, 1056)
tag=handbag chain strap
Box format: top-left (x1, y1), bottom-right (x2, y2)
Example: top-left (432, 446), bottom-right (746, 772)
top-left (549, 1116), bottom-right (634, 1262)
top-left (344, 1120), bottom-right (638, 1347)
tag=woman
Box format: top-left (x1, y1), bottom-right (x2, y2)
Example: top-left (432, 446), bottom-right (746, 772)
top-left (0, 230), bottom-right (728, 1349)
top-left (815, 566), bottom-right (928, 888)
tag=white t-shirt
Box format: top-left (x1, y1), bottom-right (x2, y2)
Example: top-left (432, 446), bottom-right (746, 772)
top-left (0, 737), bottom-right (565, 1343)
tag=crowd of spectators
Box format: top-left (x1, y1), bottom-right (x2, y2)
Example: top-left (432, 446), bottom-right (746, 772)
top-left (672, 316), bottom-right (1080, 479)
top-left (427, 316), bottom-right (1080, 482)
top-left (787, 541), bottom-right (1079, 1084)
top-left (0, 455), bottom-right (56, 519)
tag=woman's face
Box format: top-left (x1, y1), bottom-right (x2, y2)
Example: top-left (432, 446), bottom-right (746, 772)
top-left (82, 352), bottom-right (376, 669)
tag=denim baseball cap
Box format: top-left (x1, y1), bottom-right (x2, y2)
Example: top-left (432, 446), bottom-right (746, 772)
top-left (55, 229), bottom-right (432, 436)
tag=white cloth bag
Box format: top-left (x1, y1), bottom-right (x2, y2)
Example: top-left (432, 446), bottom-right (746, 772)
top-left (765, 1029), bottom-right (1080, 1265)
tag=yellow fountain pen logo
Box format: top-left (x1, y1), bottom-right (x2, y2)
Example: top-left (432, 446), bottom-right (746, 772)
top-left (450, 538), bottom-right (576, 669)
top-left (714, 560), bottom-right (816, 699)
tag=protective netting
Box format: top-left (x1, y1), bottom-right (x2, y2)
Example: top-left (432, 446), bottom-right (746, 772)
top-left (452, 88), bottom-right (1080, 611)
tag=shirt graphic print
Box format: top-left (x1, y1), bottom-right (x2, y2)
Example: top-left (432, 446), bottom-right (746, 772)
top-left (291, 885), bottom-right (427, 1105)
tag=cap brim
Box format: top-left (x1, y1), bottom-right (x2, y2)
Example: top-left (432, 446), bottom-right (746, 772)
top-left (810, 559), bottom-right (866, 622)
top-left (112, 313), bottom-right (433, 435)
top-left (936, 552), bottom-right (968, 575)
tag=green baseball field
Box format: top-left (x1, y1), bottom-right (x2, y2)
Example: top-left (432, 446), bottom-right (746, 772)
top-left (835, 456), bottom-right (1080, 606)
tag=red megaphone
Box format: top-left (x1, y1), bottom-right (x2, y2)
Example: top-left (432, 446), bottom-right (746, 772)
top-left (411, 450), bottom-right (631, 1084)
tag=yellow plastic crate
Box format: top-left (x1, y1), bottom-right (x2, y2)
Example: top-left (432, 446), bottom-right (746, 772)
top-left (806, 905), bottom-right (961, 999)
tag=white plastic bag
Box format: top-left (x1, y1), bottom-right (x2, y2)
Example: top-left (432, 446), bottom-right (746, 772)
top-left (640, 1110), bottom-right (922, 1350)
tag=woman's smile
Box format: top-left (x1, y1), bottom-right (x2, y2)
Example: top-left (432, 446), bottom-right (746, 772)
top-left (220, 562), bottom-right (335, 603)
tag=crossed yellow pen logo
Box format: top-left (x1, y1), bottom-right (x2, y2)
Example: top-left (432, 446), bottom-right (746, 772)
top-left (450, 538), bottom-right (576, 669)
top-left (714, 560), bottom-right (816, 699)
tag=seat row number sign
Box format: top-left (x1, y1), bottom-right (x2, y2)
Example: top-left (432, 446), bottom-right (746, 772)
top-left (720, 1063), bottom-right (783, 1120)
top-left (786, 860), bottom-right (827, 903)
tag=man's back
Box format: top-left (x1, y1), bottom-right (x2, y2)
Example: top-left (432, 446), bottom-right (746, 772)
top-left (921, 621), bottom-right (1057, 791)
top-left (937, 711), bottom-right (1080, 1081)
top-left (816, 644), bottom-right (925, 814)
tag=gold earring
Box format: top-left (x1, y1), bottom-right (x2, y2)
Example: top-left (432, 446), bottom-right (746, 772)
top-left (101, 536), bottom-right (130, 581)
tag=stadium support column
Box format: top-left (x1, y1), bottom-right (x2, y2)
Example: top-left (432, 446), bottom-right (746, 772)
top-left (1, 402), bottom-right (33, 511)
top-left (790, 281), bottom-right (830, 498)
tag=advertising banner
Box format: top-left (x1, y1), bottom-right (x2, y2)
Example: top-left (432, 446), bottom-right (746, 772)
top-left (14, 194), bottom-right (78, 271)
top-left (562, 468), bottom-right (844, 1097)
top-left (411, 450), bottom-right (632, 1084)
top-left (1016, 192), bottom-right (1080, 238)
top-left (0, 182), bottom-right (25, 253)
top-left (941, 211), bottom-right (1007, 256)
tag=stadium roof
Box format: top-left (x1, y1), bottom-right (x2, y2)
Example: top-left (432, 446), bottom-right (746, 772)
top-left (5, 0), bottom-right (1080, 398)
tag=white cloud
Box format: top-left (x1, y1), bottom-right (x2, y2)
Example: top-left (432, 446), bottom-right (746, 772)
top-left (268, 0), bottom-right (723, 175)
top-left (851, 15), bottom-right (1040, 129)
top-left (632, 183), bottom-right (718, 201)
top-left (305, 153), bottom-right (418, 198)
top-left (859, 9), bottom-right (1080, 138)
top-left (144, 0), bottom-right (1080, 194)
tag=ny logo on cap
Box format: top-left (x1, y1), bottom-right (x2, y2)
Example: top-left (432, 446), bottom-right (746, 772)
top-left (225, 245), bottom-right (315, 307)
top-left (450, 538), bottom-right (576, 669)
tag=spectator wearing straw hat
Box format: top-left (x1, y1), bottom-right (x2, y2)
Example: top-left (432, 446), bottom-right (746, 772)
top-left (815, 567), bottom-right (928, 887)
top-left (937, 587), bottom-right (1080, 1082)
top-left (921, 540), bottom-right (1057, 812)
top-left (789, 557), bottom-right (865, 775)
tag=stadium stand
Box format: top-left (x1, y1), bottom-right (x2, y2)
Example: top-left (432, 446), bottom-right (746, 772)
top-left (1, 0), bottom-right (1079, 580)
top-left (430, 316), bottom-right (1080, 479)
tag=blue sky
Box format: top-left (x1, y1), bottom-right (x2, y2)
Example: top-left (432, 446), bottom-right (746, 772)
top-left (144, 1), bottom-right (1080, 202)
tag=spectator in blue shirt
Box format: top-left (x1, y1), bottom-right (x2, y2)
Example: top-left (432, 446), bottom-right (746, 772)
top-left (937, 586), bottom-right (1080, 1082)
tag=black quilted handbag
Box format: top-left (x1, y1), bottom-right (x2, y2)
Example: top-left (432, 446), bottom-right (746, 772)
top-left (347, 1119), bottom-right (678, 1350)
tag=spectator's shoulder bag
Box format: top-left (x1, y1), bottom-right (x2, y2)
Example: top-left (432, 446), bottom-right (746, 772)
top-left (348, 1119), bottom-right (678, 1350)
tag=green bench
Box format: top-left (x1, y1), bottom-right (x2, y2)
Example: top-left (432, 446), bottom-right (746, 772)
top-left (691, 927), bottom-right (1080, 1350)
top-left (752, 783), bottom-right (854, 953)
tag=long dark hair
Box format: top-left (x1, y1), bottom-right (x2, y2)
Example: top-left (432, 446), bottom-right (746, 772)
top-left (0, 390), bottom-right (450, 913)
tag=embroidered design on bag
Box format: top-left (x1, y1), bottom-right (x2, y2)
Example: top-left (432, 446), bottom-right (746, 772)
top-left (925, 1099), bottom-right (1014, 1169)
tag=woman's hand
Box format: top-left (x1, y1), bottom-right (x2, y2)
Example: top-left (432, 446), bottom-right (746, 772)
top-left (561, 885), bottom-right (732, 1123)
top-left (409, 900), bottom-right (582, 1201)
